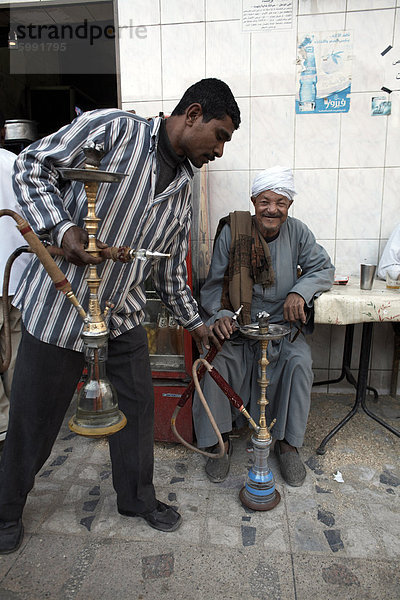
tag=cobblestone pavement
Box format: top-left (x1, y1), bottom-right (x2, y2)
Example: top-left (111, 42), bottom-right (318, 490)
top-left (0, 393), bottom-right (398, 600)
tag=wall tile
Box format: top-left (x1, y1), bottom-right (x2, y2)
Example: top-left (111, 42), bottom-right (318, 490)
top-left (160, 0), bottom-right (205, 24)
top-left (250, 96), bottom-right (295, 170)
top-left (385, 92), bottom-right (400, 167)
top-left (347, 0), bottom-right (395, 9)
top-left (298, 11), bottom-right (346, 31)
top-left (317, 239), bottom-right (335, 263)
top-left (207, 171), bottom-right (251, 239)
top-left (308, 324), bottom-right (332, 369)
top-left (339, 94), bottom-right (387, 168)
top-left (311, 370), bottom-right (328, 393)
top-left (369, 369), bottom-right (395, 395)
top-left (208, 98), bottom-right (250, 172)
top-left (381, 168), bottom-right (400, 238)
top-left (330, 323), bottom-right (363, 370)
top-left (371, 322), bottom-right (395, 369)
top-left (206, 20), bottom-right (250, 97)
top-left (295, 113), bottom-right (340, 169)
top-left (121, 100), bottom-right (162, 119)
top-left (298, 0), bottom-right (347, 14)
top-left (205, 0), bottom-right (242, 21)
top-left (378, 238), bottom-right (389, 265)
top-left (293, 169), bottom-right (338, 239)
top-left (337, 168), bottom-right (383, 238)
top-left (251, 28), bottom-right (297, 96)
top-left (334, 239), bottom-right (380, 276)
top-left (326, 370), bottom-right (358, 393)
top-left (161, 23), bottom-right (205, 100)
top-left (346, 9), bottom-right (395, 93)
top-left (119, 25), bottom-right (161, 102)
top-left (117, 0), bottom-right (160, 26)
top-left (161, 100), bottom-right (177, 115)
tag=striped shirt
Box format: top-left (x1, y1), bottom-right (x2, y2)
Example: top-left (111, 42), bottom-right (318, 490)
top-left (12, 109), bottom-right (203, 351)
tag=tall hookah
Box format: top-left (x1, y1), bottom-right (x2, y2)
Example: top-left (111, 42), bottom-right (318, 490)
top-left (0, 143), bottom-right (170, 437)
top-left (172, 310), bottom-right (290, 511)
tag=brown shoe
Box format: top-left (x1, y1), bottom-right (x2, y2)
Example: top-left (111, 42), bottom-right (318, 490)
top-left (275, 440), bottom-right (306, 487)
top-left (205, 440), bottom-right (233, 483)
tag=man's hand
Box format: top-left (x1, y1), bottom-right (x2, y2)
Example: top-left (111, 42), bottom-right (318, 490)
top-left (61, 226), bottom-right (107, 266)
top-left (283, 292), bottom-right (307, 324)
top-left (210, 316), bottom-right (237, 341)
top-left (190, 323), bottom-right (220, 354)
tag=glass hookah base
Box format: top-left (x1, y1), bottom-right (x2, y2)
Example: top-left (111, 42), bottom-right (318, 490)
top-left (68, 411), bottom-right (127, 437)
top-left (239, 486), bottom-right (281, 511)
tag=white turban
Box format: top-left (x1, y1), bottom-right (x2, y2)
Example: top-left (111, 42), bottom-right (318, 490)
top-left (251, 166), bottom-right (296, 202)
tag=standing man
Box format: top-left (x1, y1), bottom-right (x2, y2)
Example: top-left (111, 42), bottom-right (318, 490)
top-left (193, 166), bottom-right (334, 486)
top-left (0, 111), bottom-right (31, 443)
top-left (0, 79), bottom-right (240, 553)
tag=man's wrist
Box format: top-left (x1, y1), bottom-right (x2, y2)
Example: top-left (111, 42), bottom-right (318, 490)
top-left (51, 221), bottom-right (76, 247)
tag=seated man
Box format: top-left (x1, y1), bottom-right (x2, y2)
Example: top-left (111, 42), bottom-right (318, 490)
top-left (192, 166), bottom-right (335, 487)
top-left (377, 223), bottom-right (400, 283)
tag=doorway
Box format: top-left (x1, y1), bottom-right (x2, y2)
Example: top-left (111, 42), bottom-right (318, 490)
top-left (1, 0), bottom-right (118, 139)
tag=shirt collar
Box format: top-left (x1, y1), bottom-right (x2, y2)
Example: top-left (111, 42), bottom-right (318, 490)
top-left (149, 116), bottom-right (193, 179)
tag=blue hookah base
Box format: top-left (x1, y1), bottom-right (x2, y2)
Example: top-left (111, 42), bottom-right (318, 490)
top-left (239, 436), bottom-right (281, 511)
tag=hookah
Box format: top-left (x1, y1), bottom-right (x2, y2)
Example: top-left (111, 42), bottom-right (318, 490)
top-left (172, 309), bottom-right (290, 511)
top-left (0, 143), bottom-right (170, 437)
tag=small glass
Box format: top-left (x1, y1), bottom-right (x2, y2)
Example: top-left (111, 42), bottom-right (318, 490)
top-left (386, 272), bottom-right (400, 290)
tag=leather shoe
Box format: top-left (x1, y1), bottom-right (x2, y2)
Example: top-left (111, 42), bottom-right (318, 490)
top-left (118, 500), bottom-right (182, 532)
top-left (0, 518), bottom-right (24, 554)
top-left (275, 440), bottom-right (306, 487)
top-left (205, 439), bottom-right (233, 483)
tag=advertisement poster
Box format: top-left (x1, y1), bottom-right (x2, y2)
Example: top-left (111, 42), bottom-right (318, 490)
top-left (295, 31), bottom-right (353, 114)
top-left (242, 0), bottom-right (293, 32)
top-left (381, 44), bottom-right (400, 92)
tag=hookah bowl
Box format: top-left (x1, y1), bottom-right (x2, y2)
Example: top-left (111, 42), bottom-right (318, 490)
top-left (238, 313), bottom-right (290, 511)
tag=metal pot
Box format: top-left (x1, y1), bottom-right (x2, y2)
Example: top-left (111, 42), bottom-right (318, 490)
top-left (4, 120), bottom-right (38, 142)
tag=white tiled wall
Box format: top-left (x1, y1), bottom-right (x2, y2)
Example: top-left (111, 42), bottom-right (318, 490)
top-left (117, 0), bottom-right (400, 394)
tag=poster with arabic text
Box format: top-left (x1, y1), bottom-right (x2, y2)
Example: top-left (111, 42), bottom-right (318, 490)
top-left (296, 31), bottom-right (352, 114)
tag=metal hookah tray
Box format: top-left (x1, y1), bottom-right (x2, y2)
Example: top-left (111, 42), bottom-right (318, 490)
top-left (59, 168), bottom-right (127, 183)
top-left (238, 323), bottom-right (290, 340)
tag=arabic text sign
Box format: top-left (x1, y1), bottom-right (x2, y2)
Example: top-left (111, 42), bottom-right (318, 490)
top-left (242, 0), bottom-right (293, 32)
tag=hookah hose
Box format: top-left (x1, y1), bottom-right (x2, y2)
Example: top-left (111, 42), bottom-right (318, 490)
top-left (0, 208), bottom-right (87, 318)
top-left (171, 343), bottom-right (259, 459)
top-left (0, 245), bottom-right (32, 374)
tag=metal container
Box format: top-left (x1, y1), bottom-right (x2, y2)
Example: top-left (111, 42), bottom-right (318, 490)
top-left (4, 120), bottom-right (38, 142)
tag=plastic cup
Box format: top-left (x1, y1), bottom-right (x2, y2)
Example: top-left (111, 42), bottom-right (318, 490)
top-left (360, 264), bottom-right (376, 290)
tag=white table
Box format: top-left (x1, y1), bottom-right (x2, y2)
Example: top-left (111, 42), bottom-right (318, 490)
top-left (313, 278), bottom-right (400, 453)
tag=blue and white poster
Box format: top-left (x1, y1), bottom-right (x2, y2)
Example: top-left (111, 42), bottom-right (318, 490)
top-left (295, 31), bottom-right (353, 114)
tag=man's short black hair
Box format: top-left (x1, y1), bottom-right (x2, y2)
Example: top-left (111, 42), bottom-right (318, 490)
top-left (171, 78), bottom-right (241, 129)
top-left (0, 110), bottom-right (5, 129)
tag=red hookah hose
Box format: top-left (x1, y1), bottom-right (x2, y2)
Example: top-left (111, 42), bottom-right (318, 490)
top-left (176, 342), bottom-right (219, 409)
top-left (171, 351), bottom-right (259, 457)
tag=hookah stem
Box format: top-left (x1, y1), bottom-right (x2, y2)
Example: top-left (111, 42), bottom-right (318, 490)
top-left (93, 348), bottom-right (102, 411)
top-left (207, 367), bottom-right (259, 433)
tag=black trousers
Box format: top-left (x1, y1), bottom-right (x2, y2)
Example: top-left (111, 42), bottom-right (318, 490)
top-left (0, 325), bottom-right (156, 521)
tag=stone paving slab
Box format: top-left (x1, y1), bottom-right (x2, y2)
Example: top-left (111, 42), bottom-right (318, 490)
top-left (292, 554), bottom-right (400, 600)
top-left (0, 393), bottom-right (398, 599)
